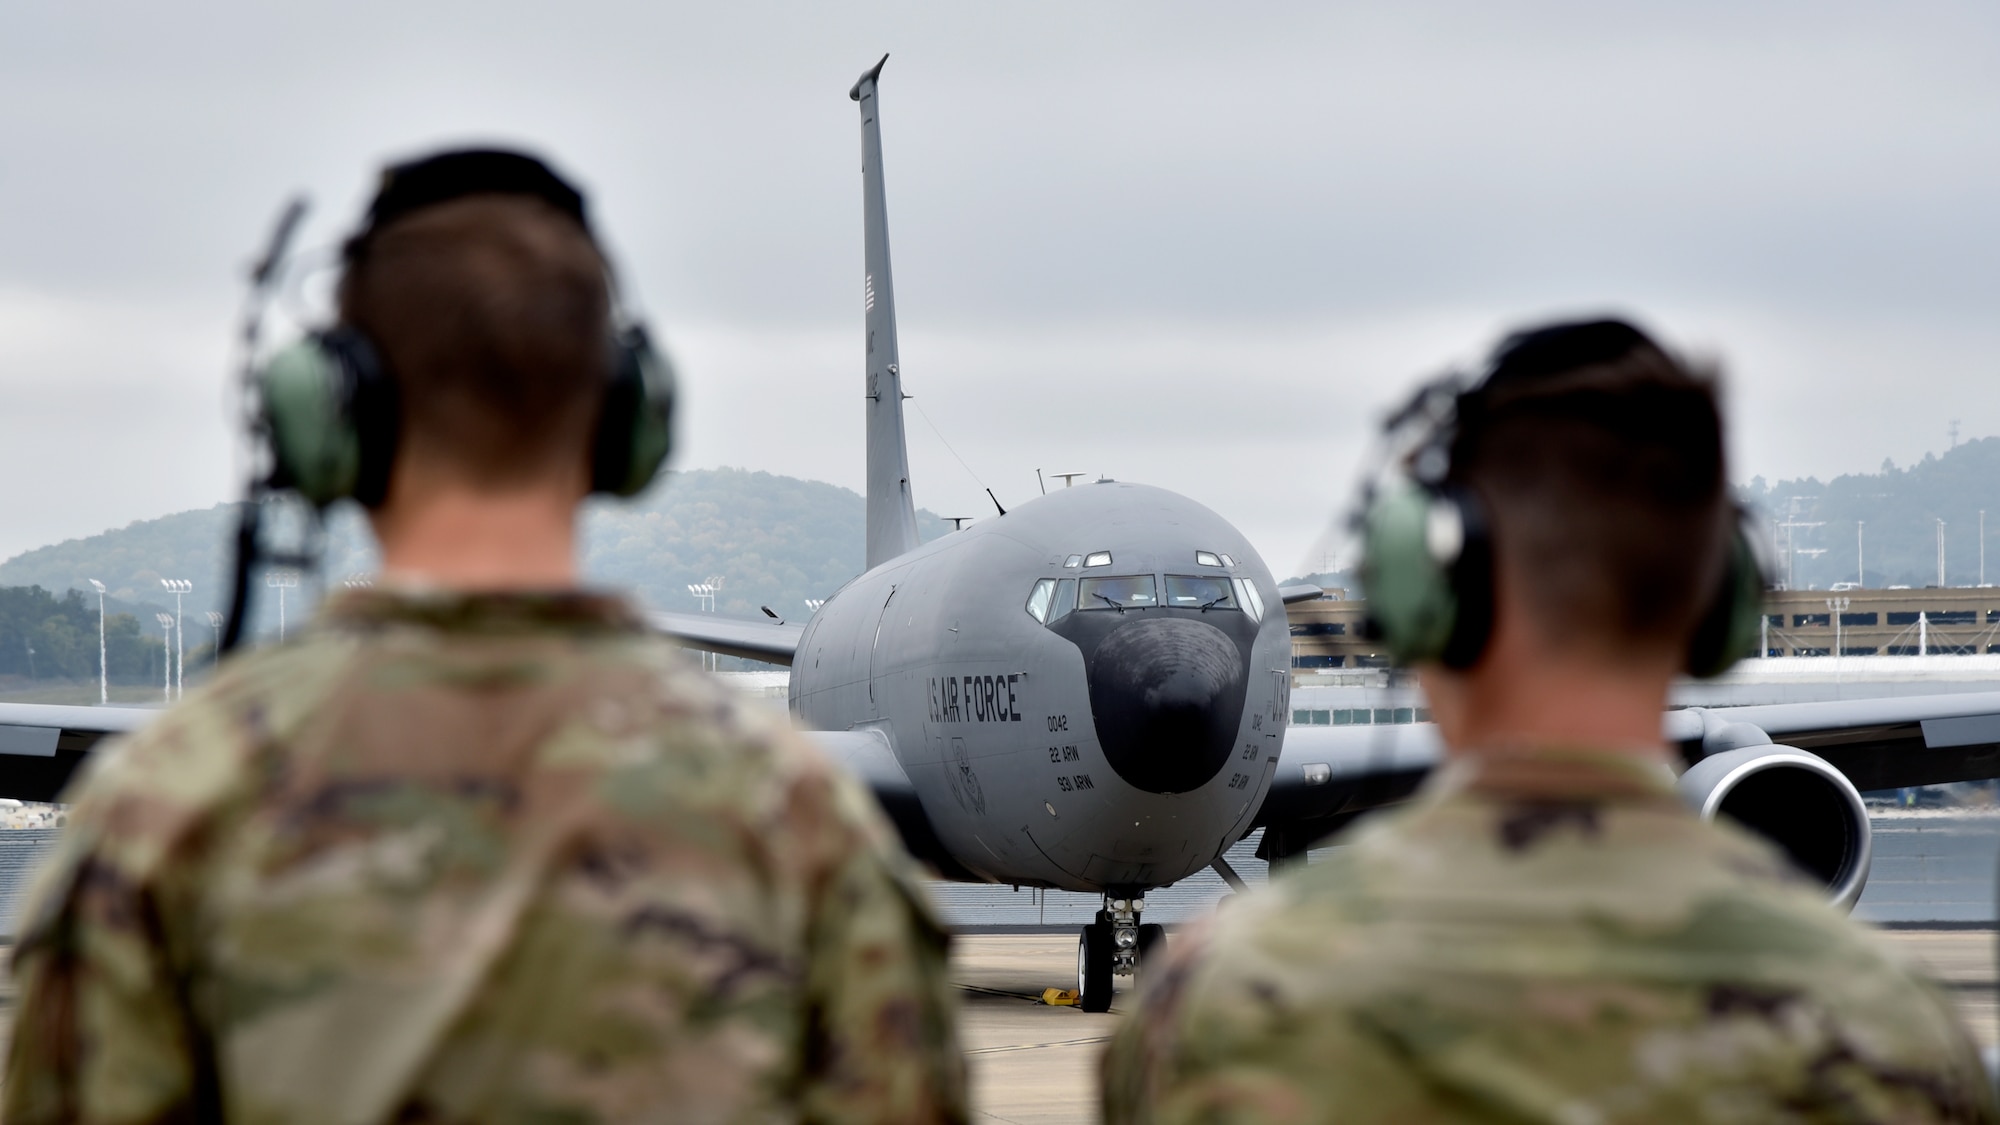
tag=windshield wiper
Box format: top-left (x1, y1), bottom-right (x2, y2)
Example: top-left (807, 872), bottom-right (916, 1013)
top-left (1199, 596), bottom-right (1233, 613)
top-left (1094, 592), bottom-right (1126, 613)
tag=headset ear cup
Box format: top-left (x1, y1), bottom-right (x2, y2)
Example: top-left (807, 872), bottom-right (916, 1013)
top-left (258, 337), bottom-right (361, 507)
top-left (319, 327), bottom-right (399, 509)
top-left (1359, 483), bottom-right (1494, 670)
top-left (591, 325), bottom-right (676, 497)
top-left (1359, 484), bottom-right (1459, 666)
top-left (1686, 527), bottom-right (1767, 678)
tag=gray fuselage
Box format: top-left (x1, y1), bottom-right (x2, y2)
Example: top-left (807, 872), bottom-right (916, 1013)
top-left (792, 481), bottom-right (1291, 893)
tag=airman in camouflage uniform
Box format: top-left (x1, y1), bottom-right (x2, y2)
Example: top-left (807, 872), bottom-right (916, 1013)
top-left (6, 147), bottom-right (966, 1124)
top-left (1106, 318), bottom-right (1996, 1123)
top-left (1104, 745), bottom-right (1995, 1123)
top-left (6, 589), bottom-right (966, 1123)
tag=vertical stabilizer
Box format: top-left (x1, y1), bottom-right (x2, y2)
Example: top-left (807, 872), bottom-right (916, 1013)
top-left (852, 54), bottom-right (922, 569)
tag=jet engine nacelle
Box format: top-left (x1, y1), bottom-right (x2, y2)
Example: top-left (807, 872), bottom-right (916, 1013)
top-left (1677, 744), bottom-right (1873, 911)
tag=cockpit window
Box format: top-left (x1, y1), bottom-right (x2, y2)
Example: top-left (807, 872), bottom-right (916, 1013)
top-left (1063, 554), bottom-right (1083, 568)
top-left (1050, 577), bottom-right (1078, 621)
top-left (1233, 577), bottom-right (1265, 623)
top-left (1025, 578), bottom-right (1057, 623)
top-left (1195, 551), bottom-right (1222, 568)
top-left (1166, 575), bottom-right (1235, 610)
top-left (1080, 574), bottom-right (1159, 610)
top-left (1084, 551), bottom-right (1113, 568)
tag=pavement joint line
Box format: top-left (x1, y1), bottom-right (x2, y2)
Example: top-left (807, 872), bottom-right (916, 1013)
top-left (967, 1035), bottom-right (1114, 1056)
top-left (958, 984), bottom-right (1048, 1003)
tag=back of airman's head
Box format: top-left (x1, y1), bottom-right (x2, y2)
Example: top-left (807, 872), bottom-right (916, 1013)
top-left (338, 152), bottom-right (612, 491)
top-left (1450, 318), bottom-right (1729, 661)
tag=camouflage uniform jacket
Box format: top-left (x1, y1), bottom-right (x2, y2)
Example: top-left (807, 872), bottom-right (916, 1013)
top-left (5, 589), bottom-right (967, 1125)
top-left (1104, 744), bottom-right (1995, 1124)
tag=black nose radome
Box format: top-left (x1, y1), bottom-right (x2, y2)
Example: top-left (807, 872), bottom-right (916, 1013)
top-left (1088, 617), bottom-right (1246, 794)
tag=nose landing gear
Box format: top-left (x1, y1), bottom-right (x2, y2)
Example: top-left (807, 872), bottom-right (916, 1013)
top-left (1076, 892), bottom-right (1166, 1012)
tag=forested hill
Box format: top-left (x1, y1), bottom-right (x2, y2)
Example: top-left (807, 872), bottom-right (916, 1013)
top-left (0, 467), bottom-right (946, 636)
top-left (12, 439), bottom-right (1996, 644)
top-left (582, 468), bottom-right (947, 618)
top-left (1743, 437), bottom-right (2000, 590)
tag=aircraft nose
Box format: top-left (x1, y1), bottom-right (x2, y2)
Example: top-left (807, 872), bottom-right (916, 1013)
top-left (1087, 617), bottom-right (1247, 794)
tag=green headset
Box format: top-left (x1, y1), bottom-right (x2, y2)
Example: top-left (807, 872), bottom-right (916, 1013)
top-left (1356, 319), bottom-right (1767, 679)
top-left (256, 148), bottom-right (676, 509)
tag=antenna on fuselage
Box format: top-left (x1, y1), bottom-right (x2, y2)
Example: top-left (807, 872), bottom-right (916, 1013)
top-left (1052, 472), bottom-right (1087, 489)
top-left (944, 517), bottom-right (972, 531)
top-left (851, 53), bottom-right (922, 570)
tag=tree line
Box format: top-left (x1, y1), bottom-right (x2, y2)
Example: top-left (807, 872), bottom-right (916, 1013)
top-left (0, 585), bottom-right (169, 683)
top-left (1745, 436), bottom-right (2000, 590)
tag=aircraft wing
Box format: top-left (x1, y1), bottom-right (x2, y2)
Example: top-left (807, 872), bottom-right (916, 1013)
top-left (1660, 691), bottom-right (2000, 791)
top-left (0, 703), bottom-right (152, 803)
top-left (1252, 723), bottom-right (1442, 857)
top-left (1253, 689), bottom-right (2000, 860)
top-left (1278, 583), bottom-right (1329, 605)
top-left (646, 610), bottom-right (802, 666)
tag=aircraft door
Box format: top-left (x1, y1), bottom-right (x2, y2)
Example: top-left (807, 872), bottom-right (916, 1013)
top-left (867, 584), bottom-right (897, 712)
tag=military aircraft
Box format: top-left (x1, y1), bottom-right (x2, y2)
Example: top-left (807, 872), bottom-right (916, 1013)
top-left (7, 55), bottom-right (2000, 1012)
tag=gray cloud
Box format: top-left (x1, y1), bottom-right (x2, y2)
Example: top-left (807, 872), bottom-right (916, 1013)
top-left (2, 0), bottom-right (1996, 576)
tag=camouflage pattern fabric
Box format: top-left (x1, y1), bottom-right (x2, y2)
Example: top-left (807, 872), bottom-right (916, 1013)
top-left (5, 589), bottom-right (967, 1125)
top-left (1105, 745), bottom-right (1996, 1124)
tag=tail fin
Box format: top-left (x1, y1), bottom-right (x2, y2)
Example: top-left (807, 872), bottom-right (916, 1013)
top-left (852, 54), bottom-right (922, 569)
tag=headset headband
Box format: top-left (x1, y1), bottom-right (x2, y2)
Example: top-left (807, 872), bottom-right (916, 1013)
top-left (346, 148), bottom-right (591, 261)
top-left (1453, 319), bottom-right (1662, 437)
top-left (1377, 318), bottom-right (1665, 489)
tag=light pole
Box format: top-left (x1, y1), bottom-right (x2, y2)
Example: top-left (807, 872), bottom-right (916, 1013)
top-left (162, 578), bottom-right (192, 699)
top-left (805, 598), bottom-right (825, 612)
top-left (1826, 596), bottom-right (1851, 658)
top-left (343, 574), bottom-right (374, 590)
top-left (687, 581), bottom-right (719, 670)
top-left (205, 612), bottom-right (223, 671)
top-left (154, 613), bottom-right (175, 702)
top-left (88, 579), bottom-right (107, 705)
top-left (687, 577), bottom-right (725, 671)
top-left (1856, 521), bottom-right (1864, 588)
top-left (267, 570), bottom-right (299, 642)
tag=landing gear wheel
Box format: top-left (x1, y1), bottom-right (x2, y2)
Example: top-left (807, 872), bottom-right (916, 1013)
top-left (1077, 922), bottom-right (1114, 1012)
top-left (1136, 923), bottom-right (1167, 971)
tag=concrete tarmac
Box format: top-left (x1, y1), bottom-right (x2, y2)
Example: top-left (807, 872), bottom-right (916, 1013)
top-left (953, 929), bottom-right (2000, 1125)
top-left (0, 930), bottom-right (1985, 1122)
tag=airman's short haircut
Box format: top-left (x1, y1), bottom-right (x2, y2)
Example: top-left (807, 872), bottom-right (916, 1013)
top-left (1449, 319), bottom-right (1730, 659)
top-left (338, 194), bottom-right (612, 488)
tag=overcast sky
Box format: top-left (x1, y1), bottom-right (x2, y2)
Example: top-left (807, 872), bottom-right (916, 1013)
top-left (3, 1), bottom-right (1996, 577)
